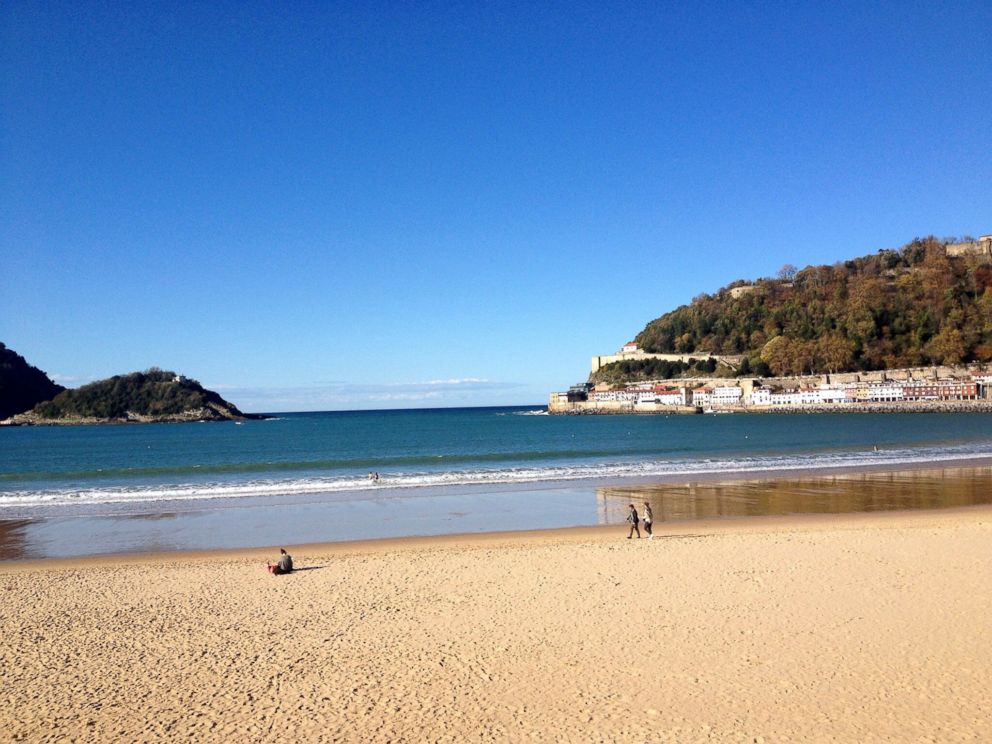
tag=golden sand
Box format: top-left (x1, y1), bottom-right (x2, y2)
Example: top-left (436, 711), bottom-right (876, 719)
top-left (2, 508), bottom-right (991, 742)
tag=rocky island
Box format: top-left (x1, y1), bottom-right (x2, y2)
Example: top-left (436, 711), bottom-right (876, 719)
top-left (1, 364), bottom-right (263, 425)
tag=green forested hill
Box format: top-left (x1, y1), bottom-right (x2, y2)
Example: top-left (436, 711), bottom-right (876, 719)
top-left (0, 343), bottom-right (65, 419)
top-left (13, 369), bottom-right (256, 423)
top-left (634, 237), bottom-right (992, 377)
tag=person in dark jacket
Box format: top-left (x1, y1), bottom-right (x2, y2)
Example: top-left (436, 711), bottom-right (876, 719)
top-left (267, 548), bottom-right (293, 575)
top-left (626, 504), bottom-right (640, 539)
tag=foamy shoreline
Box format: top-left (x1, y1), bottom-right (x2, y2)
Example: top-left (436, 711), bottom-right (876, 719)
top-left (2, 507), bottom-right (990, 741)
top-left (4, 458), bottom-right (992, 562)
top-left (5, 445), bottom-right (992, 515)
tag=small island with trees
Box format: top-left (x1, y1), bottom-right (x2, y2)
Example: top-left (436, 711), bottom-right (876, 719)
top-left (0, 346), bottom-right (262, 425)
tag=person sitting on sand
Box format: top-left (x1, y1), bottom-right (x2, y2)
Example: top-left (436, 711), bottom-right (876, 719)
top-left (267, 548), bottom-right (293, 575)
top-left (626, 504), bottom-right (640, 539)
top-left (642, 501), bottom-right (654, 540)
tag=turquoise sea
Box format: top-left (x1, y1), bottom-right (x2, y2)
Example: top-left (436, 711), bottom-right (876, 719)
top-left (2, 407), bottom-right (992, 558)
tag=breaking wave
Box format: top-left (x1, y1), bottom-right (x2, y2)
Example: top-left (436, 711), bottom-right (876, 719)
top-left (2, 441), bottom-right (991, 510)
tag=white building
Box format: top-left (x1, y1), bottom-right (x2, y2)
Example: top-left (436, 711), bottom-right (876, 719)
top-left (817, 386), bottom-right (848, 404)
top-left (770, 390), bottom-right (803, 406)
top-left (654, 388), bottom-right (687, 406)
top-left (710, 386), bottom-right (742, 406)
top-left (592, 389), bottom-right (639, 403)
top-left (692, 387), bottom-right (712, 407)
top-left (866, 384), bottom-right (904, 402)
top-left (749, 388), bottom-right (772, 406)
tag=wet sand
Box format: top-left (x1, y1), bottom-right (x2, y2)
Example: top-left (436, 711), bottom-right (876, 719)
top-left (3, 462), bottom-right (992, 560)
top-left (2, 507), bottom-right (991, 742)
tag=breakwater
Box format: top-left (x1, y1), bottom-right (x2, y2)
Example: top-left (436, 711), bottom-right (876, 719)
top-left (549, 400), bottom-right (992, 415)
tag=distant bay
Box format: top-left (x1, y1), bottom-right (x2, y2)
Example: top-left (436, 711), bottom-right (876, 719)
top-left (2, 406), bottom-right (992, 515)
top-left (2, 407), bottom-right (992, 558)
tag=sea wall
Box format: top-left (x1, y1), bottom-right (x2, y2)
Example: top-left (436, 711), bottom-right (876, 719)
top-left (548, 398), bottom-right (992, 415)
top-left (547, 398), bottom-right (698, 415)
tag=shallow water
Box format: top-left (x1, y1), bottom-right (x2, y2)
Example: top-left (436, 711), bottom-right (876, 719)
top-left (598, 466), bottom-right (992, 524)
top-left (2, 465), bottom-right (990, 560)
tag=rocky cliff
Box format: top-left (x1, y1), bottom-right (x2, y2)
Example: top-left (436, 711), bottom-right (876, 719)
top-left (0, 343), bottom-right (66, 419)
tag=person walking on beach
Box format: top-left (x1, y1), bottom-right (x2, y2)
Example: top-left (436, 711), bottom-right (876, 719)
top-left (267, 548), bottom-right (293, 575)
top-left (642, 501), bottom-right (654, 540)
top-left (626, 504), bottom-right (640, 539)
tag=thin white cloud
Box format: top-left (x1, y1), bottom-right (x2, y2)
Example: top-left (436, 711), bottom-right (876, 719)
top-left (203, 378), bottom-right (526, 412)
top-left (424, 377), bottom-right (488, 385)
top-left (50, 374), bottom-right (98, 386)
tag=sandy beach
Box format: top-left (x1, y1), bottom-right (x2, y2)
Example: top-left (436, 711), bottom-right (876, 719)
top-left (2, 507), bottom-right (991, 742)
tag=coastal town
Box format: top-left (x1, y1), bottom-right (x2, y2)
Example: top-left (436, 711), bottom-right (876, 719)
top-left (550, 343), bottom-right (992, 414)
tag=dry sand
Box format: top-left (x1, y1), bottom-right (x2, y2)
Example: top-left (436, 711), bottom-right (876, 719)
top-left (2, 508), bottom-right (991, 742)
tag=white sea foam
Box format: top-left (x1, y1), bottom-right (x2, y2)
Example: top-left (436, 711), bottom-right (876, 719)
top-left (2, 443), bottom-right (991, 509)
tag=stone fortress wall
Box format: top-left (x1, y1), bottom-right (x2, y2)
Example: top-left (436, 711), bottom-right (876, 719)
top-left (945, 235), bottom-right (992, 258)
top-left (591, 350), bottom-right (745, 375)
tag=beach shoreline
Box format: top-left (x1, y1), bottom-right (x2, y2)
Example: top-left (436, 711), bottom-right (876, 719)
top-left (4, 457), bottom-right (992, 562)
top-left (2, 505), bottom-right (990, 741)
top-left (2, 501), bottom-right (991, 572)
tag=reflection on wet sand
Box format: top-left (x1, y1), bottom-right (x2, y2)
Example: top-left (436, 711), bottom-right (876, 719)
top-left (4, 466), bottom-right (992, 561)
top-left (597, 466), bottom-right (992, 525)
top-left (0, 520), bottom-right (33, 561)
top-left (0, 512), bottom-right (184, 561)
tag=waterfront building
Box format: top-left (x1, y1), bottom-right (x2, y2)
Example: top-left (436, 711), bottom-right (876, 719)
top-left (692, 387), bottom-right (713, 407)
top-left (711, 386), bottom-right (743, 406)
top-left (567, 383), bottom-right (593, 402)
top-left (635, 387), bottom-right (688, 406)
top-left (902, 381), bottom-right (978, 401)
top-left (818, 386), bottom-right (848, 404)
top-left (770, 390), bottom-right (803, 406)
top-left (749, 388), bottom-right (772, 406)
top-left (866, 384), bottom-right (904, 402)
top-left (591, 389), bottom-right (639, 403)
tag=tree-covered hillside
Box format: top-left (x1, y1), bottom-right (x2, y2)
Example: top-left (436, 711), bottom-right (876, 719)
top-left (22, 369), bottom-right (253, 422)
top-left (0, 343), bottom-right (65, 419)
top-left (635, 237), bottom-right (992, 376)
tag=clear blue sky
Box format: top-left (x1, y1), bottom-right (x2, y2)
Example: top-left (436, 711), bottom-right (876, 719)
top-left (2, 1), bottom-right (990, 412)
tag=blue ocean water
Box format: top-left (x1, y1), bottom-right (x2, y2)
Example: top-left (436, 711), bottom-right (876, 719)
top-left (2, 407), bottom-right (992, 517)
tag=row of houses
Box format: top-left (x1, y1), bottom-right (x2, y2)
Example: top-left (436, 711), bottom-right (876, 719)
top-left (585, 384), bottom-right (742, 407)
top-left (565, 376), bottom-right (991, 409)
top-left (753, 379), bottom-right (983, 407)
